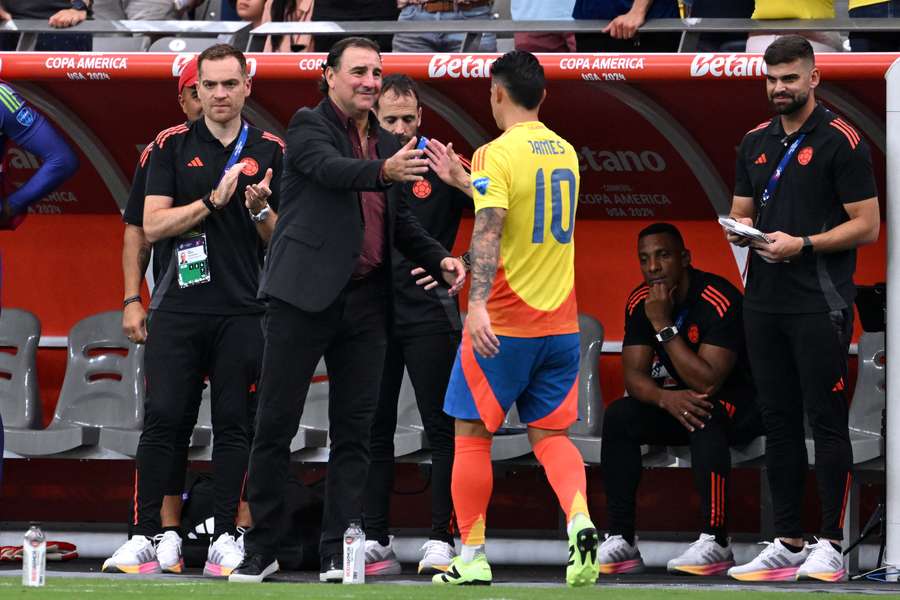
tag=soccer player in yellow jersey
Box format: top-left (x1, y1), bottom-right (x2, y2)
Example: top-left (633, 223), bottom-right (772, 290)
top-left (434, 50), bottom-right (599, 588)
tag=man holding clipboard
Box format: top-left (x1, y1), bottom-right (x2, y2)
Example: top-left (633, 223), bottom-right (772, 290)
top-left (723, 36), bottom-right (879, 583)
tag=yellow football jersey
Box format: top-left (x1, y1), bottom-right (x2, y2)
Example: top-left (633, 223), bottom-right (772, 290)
top-left (470, 121), bottom-right (579, 338)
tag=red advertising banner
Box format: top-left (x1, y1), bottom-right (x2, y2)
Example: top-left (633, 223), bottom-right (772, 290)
top-left (0, 52), bottom-right (887, 221)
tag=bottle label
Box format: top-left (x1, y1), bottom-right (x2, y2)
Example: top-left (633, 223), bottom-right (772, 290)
top-left (22, 541), bottom-right (46, 587)
top-left (343, 537), bottom-right (364, 584)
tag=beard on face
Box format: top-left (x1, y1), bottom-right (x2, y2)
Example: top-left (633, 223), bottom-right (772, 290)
top-left (769, 90), bottom-right (809, 115)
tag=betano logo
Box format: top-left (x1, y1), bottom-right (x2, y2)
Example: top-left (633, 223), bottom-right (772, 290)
top-left (690, 54), bottom-right (766, 78)
top-left (428, 54), bottom-right (496, 79)
top-left (578, 147), bottom-right (667, 173)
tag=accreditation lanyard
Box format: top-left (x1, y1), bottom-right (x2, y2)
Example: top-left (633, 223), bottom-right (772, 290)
top-left (759, 133), bottom-right (806, 210)
top-left (216, 121), bottom-right (249, 187)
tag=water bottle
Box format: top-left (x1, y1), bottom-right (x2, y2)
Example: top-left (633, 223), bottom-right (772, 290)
top-left (22, 523), bottom-right (46, 587)
top-left (342, 520), bottom-right (365, 584)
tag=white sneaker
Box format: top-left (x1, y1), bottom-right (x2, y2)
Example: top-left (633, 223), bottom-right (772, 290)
top-left (204, 533), bottom-right (244, 577)
top-left (667, 533), bottom-right (734, 576)
top-left (796, 538), bottom-right (847, 582)
top-left (364, 537), bottom-right (402, 576)
top-left (101, 535), bottom-right (161, 574)
top-left (154, 531), bottom-right (184, 574)
top-left (727, 539), bottom-right (810, 581)
top-left (418, 540), bottom-right (456, 574)
top-left (597, 534), bottom-right (644, 574)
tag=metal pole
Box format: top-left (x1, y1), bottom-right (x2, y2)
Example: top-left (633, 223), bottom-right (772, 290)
top-left (883, 57), bottom-right (900, 579)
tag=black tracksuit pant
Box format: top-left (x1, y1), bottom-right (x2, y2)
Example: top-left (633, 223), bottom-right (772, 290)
top-left (602, 395), bottom-right (748, 543)
top-left (135, 311), bottom-right (261, 538)
top-left (744, 307), bottom-right (854, 541)
top-left (245, 276), bottom-right (388, 565)
top-left (363, 330), bottom-right (459, 546)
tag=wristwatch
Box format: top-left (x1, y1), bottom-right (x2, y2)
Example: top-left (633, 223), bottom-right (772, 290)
top-left (250, 205), bottom-right (270, 223)
top-left (801, 236), bottom-right (814, 258)
top-left (71, 0), bottom-right (92, 15)
top-left (655, 325), bottom-right (679, 343)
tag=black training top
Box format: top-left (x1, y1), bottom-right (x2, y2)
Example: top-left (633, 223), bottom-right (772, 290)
top-left (144, 117), bottom-right (284, 315)
top-left (392, 167), bottom-right (472, 336)
top-left (623, 268), bottom-right (755, 404)
top-left (734, 104), bottom-right (878, 314)
top-left (123, 133), bottom-right (175, 283)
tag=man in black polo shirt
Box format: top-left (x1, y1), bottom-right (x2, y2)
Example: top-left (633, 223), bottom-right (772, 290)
top-left (598, 223), bottom-right (760, 577)
top-left (103, 43), bottom-right (283, 578)
top-left (362, 74), bottom-right (472, 576)
top-left (119, 55), bottom-right (206, 575)
top-left (724, 36), bottom-right (880, 583)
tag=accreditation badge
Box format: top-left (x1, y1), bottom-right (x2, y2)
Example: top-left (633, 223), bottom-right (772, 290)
top-left (176, 232), bottom-right (211, 288)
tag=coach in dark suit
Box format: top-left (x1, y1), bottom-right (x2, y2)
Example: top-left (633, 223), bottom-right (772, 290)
top-left (231, 37), bottom-right (466, 584)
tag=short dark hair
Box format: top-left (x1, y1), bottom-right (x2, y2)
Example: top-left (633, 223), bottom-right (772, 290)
top-left (764, 35), bottom-right (815, 67)
top-left (378, 74), bottom-right (419, 108)
top-left (490, 50), bottom-right (545, 110)
top-left (197, 43), bottom-right (248, 78)
top-left (638, 222), bottom-right (684, 248)
top-left (318, 36), bottom-right (381, 95)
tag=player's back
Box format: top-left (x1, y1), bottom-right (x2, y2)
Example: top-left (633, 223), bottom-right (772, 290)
top-left (470, 121), bottom-right (579, 338)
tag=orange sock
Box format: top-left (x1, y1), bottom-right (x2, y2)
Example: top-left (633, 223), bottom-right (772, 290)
top-left (533, 434), bottom-right (589, 522)
top-left (452, 435), bottom-right (493, 546)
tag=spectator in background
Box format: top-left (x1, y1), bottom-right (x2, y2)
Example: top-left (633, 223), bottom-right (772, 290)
top-left (0, 0), bottom-right (93, 50)
top-left (93, 0), bottom-right (200, 20)
top-left (392, 0), bottom-right (496, 53)
top-left (572, 0), bottom-right (681, 52)
top-left (234, 0), bottom-right (265, 26)
top-left (261, 0), bottom-right (314, 52)
top-left (849, 0), bottom-right (900, 52)
top-left (746, 0), bottom-right (842, 53)
top-left (688, 0), bottom-right (753, 52)
top-left (512, 0), bottom-right (575, 53)
top-left (311, 0), bottom-right (396, 52)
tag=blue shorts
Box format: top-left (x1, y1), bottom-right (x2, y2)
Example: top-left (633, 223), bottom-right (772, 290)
top-left (443, 333), bottom-right (580, 433)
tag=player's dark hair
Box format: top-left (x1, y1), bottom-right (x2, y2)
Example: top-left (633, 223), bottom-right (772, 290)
top-left (197, 43), bottom-right (248, 78)
top-left (764, 35), bottom-right (815, 67)
top-left (638, 222), bottom-right (685, 249)
top-left (319, 36), bottom-right (381, 95)
top-left (378, 74), bottom-right (420, 108)
top-left (490, 50), bottom-right (545, 110)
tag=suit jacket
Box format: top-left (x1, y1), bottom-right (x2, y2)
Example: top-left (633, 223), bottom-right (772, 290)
top-left (260, 98), bottom-right (450, 312)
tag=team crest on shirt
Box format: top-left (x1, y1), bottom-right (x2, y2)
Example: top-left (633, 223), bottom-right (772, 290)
top-left (240, 157), bottom-right (259, 176)
top-left (15, 106), bottom-right (34, 128)
top-left (473, 177), bottom-right (490, 195)
top-left (687, 324), bottom-right (700, 344)
top-left (797, 146), bottom-right (813, 166)
top-left (412, 179), bottom-right (432, 199)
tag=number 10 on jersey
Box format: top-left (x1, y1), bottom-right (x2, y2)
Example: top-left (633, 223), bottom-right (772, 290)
top-left (532, 167), bottom-right (577, 244)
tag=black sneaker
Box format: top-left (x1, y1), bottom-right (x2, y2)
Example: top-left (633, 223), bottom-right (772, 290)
top-left (228, 553), bottom-right (279, 583)
top-left (319, 555), bottom-right (342, 583)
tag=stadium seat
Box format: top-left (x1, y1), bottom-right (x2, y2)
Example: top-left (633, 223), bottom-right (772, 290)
top-left (292, 357), bottom-right (329, 453)
top-left (148, 37), bottom-right (219, 53)
top-left (804, 331), bottom-right (884, 465)
top-left (393, 369), bottom-right (426, 457)
top-left (186, 383), bottom-right (214, 460)
top-left (570, 314), bottom-right (605, 464)
top-left (6, 311), bottom-right (143, 457)
top-left (0, 309), bottom-right (43, 449)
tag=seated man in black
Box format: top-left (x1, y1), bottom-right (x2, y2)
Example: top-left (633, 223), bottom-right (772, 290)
top-left (598, 222), bottom-right (762, 577)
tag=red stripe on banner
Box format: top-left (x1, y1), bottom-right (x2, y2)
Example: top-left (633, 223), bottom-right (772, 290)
top-left (838, 472), bottom-right (852, 529)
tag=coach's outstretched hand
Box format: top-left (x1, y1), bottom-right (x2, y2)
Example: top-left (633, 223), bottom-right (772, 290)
top-left (383, 137), bottom-right (429, 183)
